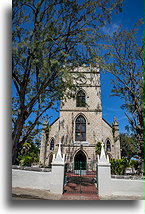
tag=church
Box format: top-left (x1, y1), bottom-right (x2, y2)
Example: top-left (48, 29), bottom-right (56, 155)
top-left (39, 66), bottom-right (121, 171)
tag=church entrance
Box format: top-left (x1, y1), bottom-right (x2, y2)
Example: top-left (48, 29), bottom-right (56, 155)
top-left (63, 150), bottom-right (98, 196)
top-left (74, 150), bottom-right (86, 170)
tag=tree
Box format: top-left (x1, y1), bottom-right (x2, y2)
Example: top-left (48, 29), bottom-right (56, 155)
top-left (17, 142), bottom-right (39, 166)
top-left (110, 158), bottom-right (129, 175)
top-left (100, 22), bottom-right (144, 159)
top-left (95, 142), bottom-right (102, 155)
top-left (120, 133), bottom-right (139, 160)
top-left (12, 0), bottom-right (123, 164)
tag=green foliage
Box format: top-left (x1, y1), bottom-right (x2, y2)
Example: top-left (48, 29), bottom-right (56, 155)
top-left (17, 142), bottom-right (39, 166)
top-left (44, 124), bottom-right (50, 136)
top-left (120, 133), bottom-right (139, 159)
top-left (129, 159), bottom-right (139, 170)
top-left (12, 0), bottom-right (123, 164)
top-left (100, 22), bottom-right (143, 159)
top-left (110, 158), bottom-right (130, 175)
top-left (110, 158), bottom-right (140, 175)
top-left (95, 142), bottom-right (102, 155)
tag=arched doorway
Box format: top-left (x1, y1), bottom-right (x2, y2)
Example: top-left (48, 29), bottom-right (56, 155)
top-left (74, 150), bottom-right (87, 170)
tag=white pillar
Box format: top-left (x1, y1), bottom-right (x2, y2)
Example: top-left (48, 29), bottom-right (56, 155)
top-left (97, 142), bottom-right (112, 198)
top-left (50, 142), bottom-right (65, 194)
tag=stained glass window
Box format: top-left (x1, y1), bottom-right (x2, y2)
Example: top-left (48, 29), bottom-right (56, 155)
top-left (75, 115), bottom-right (86, 141)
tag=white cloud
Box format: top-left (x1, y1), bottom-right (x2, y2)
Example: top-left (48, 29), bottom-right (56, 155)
top-left (102, 23), bottom-right (120, 36)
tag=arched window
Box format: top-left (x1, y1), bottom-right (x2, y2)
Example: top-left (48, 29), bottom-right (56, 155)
top-left (50, 139), bottom-right (54, 150)
top-left (76, 90), bottom-right (86, 107)
top-left (106, 140), bottom-right (111, 152)
top-left (75, 115), bottom-right (86, 141)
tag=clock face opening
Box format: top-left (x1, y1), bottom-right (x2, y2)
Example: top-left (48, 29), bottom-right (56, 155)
top-left (75, 75), bottom-right (87, 85)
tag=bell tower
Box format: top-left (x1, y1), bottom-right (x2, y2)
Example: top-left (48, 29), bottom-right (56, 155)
top-left (60, 66), bottom-right (102, 114)
top-left (59, 65), bottom-right (103, 147)
top-left (39, 65), bottom-right (121, 169)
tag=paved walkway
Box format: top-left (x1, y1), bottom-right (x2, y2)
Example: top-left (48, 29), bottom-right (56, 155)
top-left (12, 187), bottom-right (62, 200)
top-left (61, 194), bottom-right (99, 200)
top-left (12, 187), bottom-right (99, 200)
top-left (12, 187), bottom-right (143, 200)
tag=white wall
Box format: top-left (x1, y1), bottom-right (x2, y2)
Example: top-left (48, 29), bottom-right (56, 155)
top-left (12, 169), bottom-right (51, 191)
top-left (12, 162), bottom-right (65, 195)
top-left (111, 178), bottom-right (143, 197)
top-left (97, 148), bottom-right (144, 199)
top-left (97, 163), bottom-right (144, 198)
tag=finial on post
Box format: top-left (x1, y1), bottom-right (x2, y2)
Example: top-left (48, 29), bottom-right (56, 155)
top-left (98, 141), bottom-right (110, 164)
top-left (52, 141), bottom-right (64, 164)
top-left (113, 116), bottom-right (118, 126)
top-left (56, 141), bottom-right (62, 158)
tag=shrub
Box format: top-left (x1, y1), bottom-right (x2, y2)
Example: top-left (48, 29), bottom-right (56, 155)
top-left (110, 158), bottom-right (130, 175)
top-left (17, 142), bottom-right (39, 166)
top-left (95, 142), bottom-right (102, 155)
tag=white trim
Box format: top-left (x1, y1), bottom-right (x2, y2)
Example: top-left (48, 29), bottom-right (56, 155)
top-left (74, 141), bottom-right (89, 145)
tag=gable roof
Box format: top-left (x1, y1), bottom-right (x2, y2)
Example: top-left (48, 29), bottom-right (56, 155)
top-left (102, 118), bottom-right (112, 128)
top-left (50, 117), bottom-right (60, 126)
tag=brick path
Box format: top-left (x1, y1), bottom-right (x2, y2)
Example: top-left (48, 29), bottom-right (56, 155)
top-left (62, 172), bottom-right (99, 200)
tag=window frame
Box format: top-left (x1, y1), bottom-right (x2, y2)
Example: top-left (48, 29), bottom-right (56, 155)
top-left (75, 115), bottom-right (86, 141)
top-left (76, 90), bottom-right (86, 107)
top-left (106, 140), bottom-right (111, 152)
top-left (50, 139), bottom-right (55, 150)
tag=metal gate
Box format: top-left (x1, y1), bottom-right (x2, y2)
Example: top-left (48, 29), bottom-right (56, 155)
top-left (63, 162), bottom-right (98, 195)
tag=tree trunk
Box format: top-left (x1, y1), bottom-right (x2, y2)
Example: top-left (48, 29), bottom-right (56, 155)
top-left (12, 114), bottom-right (24, 165)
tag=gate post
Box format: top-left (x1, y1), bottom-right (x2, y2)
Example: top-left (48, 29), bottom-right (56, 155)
top-left (97, 142), bottom-right (112, 198)
top-left (50, 142), bottom-right (65, 194)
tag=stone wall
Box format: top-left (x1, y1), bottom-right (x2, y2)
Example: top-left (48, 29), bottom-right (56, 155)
top-left (102, 118), bottom-right (115, 157)
top-left (45, 118), bottom-right (60, 166)
top-left (12, 165), bottom-right (51, 172)
top-left (59, 111), bottom-right (103, 145)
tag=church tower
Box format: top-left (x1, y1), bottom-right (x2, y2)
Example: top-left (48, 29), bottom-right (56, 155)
top-left (40, 65), bottom-right (121, 170)
top-left (58, 66), bottom-right (103, 170)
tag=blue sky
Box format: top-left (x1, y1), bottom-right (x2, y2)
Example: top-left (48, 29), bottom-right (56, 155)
top-left (101, 0), bottom-right (144, 133)
top-left (47, 0), bottom-right (144, 133)
top-left (12, 0), bottom-right (144, 134)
